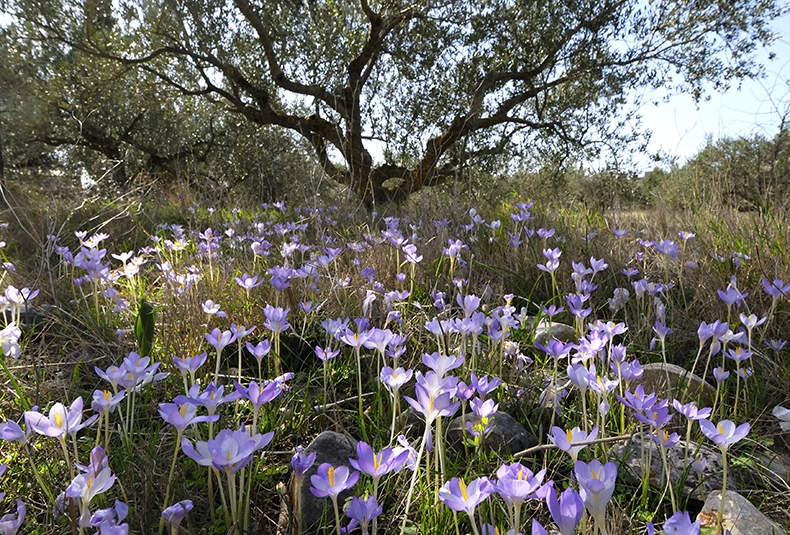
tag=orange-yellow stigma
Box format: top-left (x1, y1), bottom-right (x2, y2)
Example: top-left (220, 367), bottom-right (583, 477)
top-left (328, 466), bottom-right (336, 487)
top-left (458, 478), bottom-right (469, 501)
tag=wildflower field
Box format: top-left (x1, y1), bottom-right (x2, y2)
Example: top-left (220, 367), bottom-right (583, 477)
top-left (0, 191), bottom-right (789, 535)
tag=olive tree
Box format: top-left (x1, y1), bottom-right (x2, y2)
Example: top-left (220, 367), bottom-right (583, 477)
top-left (9, 0), bottom-right (782, 204)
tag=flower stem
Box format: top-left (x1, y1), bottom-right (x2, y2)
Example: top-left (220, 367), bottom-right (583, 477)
top-left (159, 428), bottom-right (184, 535)
top-left (719, 448), bottom-right (729, 534)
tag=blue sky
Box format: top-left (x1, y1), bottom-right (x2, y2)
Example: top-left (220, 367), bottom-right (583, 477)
top-left (634, 11), bottom-right (790, 171)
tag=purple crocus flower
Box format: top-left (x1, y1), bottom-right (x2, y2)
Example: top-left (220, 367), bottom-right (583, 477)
top-left (247, 340), bottom-right (272, 363)
top-left (402, 244), bottom-right (423, 264)
top-left (66, 466), bottom-right (116, 527)
top-left (0, 420), bottom-right (26, 444)
top-left (291, 446), bottom-right (317, 477)
top-left (566, 293), bottom-right (592, 319)
top-left (574, 460), bottom-right (617, 533)
top-left (546, 485), bottom-right (584, 535)
top-left (535, 339), bottom-right (575, 361)
top-left (184, 382), bottom-right (230, 414)
top-left (205, 328), bottom-right (236, 355)
top-left (230, 323), bottom-right (255, 342)
top-left (173, 351), bottom-right (209, 376)
top-left (438, 476), bottom-right (494, 517)
top-left (0, 500), bottom-right (25, 534)
top-left (762, 278), bottom-right (790, 300)
top-left (567, 363), bottom-right (591, 393)
top-left (455, 294), bottom-right (480, 318)
top-left (158, 402), bottom-right (219, 434)
top-left (363, 328), bottom-right (394, 354)
top-left (263, 305), bottom-right (291, 333)
top-left (590, 256), bottom-right (608, 273)
top-left (349, 442), bottom-right (409, 484)
top-left (717, 276), bottom-right (748, 308)
top-left (403, 384), bottom-right (459, 425)
top-left (380, 366), bottom-right (413, 391)
top-left (537, 248), bottom-right (562, 273)
top-left (653, 429), bottom-right (681, 449)
top-left (724, 346), bottom-right (752, 363)
top-left (699, 419), bottom-right (750, 451)
top-left (182, 427), bottom-right (273, 473)
top-left (633, 400), bottom-right (673, 429)
top-left (471, 372), bottom-right (502, 398)
top-left (229, 380), bottom-right (282, 409)
top-left (315, 345), bottom-right (340, 362)
top-left (338, 328), bottom-right (370, 349)
top-left (95, 364), bottom-right (125, 393)
top-left (548, 426), bottom-right (598, 463)
top-left (343, 495), bottom-right (382, 535)
top-left (202, 299), bottom-right (226, 317)
top-left (662, 509), bottom-right (701, 535)
top-left (310, 463), bottom-right (360, 499)
top-left (234, 273), bottom-right (263, 291)
top-left (91, 389), bottom-right (126, 415)
top-left (672, 400), bottom-right (712, 421)
top-left (422, 352), bottom-right (463, 377)
top-left (24, 397), bottom-right (97, 438)
top-left (713, 367), bottom-right (730, 383)
top-left (161, 500), bottom-right (193, 528)
top-left (495, 463), bottom-right (546, 527)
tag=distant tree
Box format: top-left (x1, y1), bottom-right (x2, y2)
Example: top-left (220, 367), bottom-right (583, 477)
top-left (0, 11), bottom-right (318, 201)
top-left (682, 125), bottom-right (790, 211)
top-left (6, 0), bottom-right (783, 204)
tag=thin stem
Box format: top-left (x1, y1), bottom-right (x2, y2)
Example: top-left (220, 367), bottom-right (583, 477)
top-left (332, 495), bottom-right (342, 535)
top-left (400, 424), bottom-right (431, 535)
top-left (719, 448), bottom-right (729, 534)
top-left (159, 428), bottom-right (184, 535)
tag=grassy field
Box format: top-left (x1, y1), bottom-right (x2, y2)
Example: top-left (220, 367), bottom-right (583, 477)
top-left (0, 181), bottom-right (788, 535)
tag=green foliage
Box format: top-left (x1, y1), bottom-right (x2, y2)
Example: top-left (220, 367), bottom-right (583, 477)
top-left (1, 0), bottom-right (783, 204)
top-left (134, 298), bottom-right (155, 359)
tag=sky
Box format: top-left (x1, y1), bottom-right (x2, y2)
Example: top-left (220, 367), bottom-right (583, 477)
top-left (633, 11), bottom-right (790, 171)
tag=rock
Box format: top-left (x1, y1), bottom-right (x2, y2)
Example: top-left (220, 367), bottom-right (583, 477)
top-left (757, 452), bottom-right (790, 487)
top-left (697, 490), bottom-right (788, 535)
top-left (610, 432), bottom-right (734, 501)
top-left (532, 318), bottom-right (577, 347)
top-left (633, 362), bottom-right (715, 405)
top-left (291, 431), bottom-right (358, 534)
top-left (447, 411), bottom-right (537, 456)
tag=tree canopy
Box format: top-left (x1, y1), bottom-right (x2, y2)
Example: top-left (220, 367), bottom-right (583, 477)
top-left (2, 0), bottom-right (783, 204)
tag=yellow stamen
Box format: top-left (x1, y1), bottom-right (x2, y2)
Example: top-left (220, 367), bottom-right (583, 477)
top-left (328, 466), bottom-right (336, 487)
top-left (374, 453), bottom-right (381, 470)
top-left (458, 478), bottom-right (469, 501)
top-left (566, 429), bottom-right (574, 443)
top-left (55, 412), bottom-right (63, 428)
top-left (104, 390), bottom-right (111, 401)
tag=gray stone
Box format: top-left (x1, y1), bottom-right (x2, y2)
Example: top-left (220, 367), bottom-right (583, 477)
top-left (757, 452), bottom-right (790, 487)
top-left (633, 362), bottom-right (715, 405)
top-left (447, 411), bottom-right (537, 456)
top-left (610, 432), bottom-right (734, 501)
top-left (532, 318), bottom-right (577, 347)
top-left (697, 490), bottom-right (788, 535)
top-left (291, 431), bottom-right (358, 534)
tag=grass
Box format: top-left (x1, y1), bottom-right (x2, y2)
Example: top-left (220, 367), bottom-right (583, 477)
top-left (0, 181), bottom-right (788, 535)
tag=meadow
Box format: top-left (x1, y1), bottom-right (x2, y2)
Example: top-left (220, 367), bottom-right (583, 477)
top-left (0, 185), bottom-right (789, 535)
